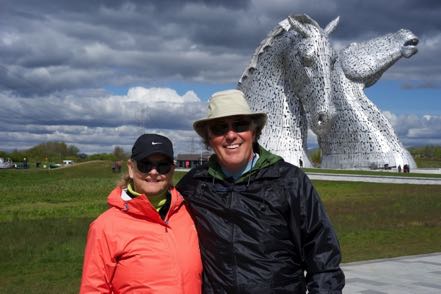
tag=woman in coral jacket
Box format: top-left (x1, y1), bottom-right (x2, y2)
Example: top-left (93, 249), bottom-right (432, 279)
top-left (80, 134), bottom-right (202, 294)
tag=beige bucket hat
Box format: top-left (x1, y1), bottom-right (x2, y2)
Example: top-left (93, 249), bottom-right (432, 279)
top-left (193, 89), bottom-right (267, 137)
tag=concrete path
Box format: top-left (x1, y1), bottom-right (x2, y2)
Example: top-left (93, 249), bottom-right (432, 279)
top-left (341, 252), bottom-right (441, 293)
top-left (177, 168), bottom-right (441, 185)
top-left (307, 172), bottom-right (441, 185)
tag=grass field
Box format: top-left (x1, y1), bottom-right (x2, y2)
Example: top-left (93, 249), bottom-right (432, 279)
top-left (415, 158), bottom-right (441, 168)
top-left (1, 161), bottom-right (440, 293)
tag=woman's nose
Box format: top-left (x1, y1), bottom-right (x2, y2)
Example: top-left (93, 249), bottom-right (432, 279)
top-left (148, 167), bottom-right (159, 175)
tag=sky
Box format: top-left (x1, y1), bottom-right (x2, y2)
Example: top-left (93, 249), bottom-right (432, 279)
top-left (0, 0), bottom-right (440, 155)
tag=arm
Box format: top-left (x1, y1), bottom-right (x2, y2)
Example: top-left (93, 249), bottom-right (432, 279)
top-left (289, 169), bottom-right (345, 293)
top-left (79, 221), bottom-right (116, 294)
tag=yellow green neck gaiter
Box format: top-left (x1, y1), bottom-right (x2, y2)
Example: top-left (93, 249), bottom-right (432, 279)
top-left (127, 183), bottom-right (168, 212)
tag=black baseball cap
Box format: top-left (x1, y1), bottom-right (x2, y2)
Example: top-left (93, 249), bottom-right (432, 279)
top-left (131, 134), bottom-right (174, 162)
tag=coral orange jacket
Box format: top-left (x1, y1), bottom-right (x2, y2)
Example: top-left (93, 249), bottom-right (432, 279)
top-left (80, 187), bottom-right (202, 294)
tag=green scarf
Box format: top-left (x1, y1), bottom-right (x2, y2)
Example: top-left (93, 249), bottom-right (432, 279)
top-left (127, 183), bottom-right (168, 212)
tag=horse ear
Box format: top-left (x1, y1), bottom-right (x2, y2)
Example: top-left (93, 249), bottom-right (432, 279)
top-left (288, 16), bottom-right (310, 38)
top-left (324, 16), bottom-right (340, 36)
top-left (293, 14), bottom-right (321, 30)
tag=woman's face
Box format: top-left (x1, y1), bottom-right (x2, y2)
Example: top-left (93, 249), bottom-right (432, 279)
top-left (128, 154), bottom-right (175, 197)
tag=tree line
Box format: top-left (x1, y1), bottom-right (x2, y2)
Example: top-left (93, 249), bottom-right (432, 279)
top-left (1, 141), bottom-right (440, 166)
top-left (0, 142), bottom-right (128, 164)
top-left (409, 145), bottom-right (441, 160)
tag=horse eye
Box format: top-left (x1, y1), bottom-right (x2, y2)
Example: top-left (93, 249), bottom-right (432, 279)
top-left (302, 55), bottom-right (314, 67)
top-left (330, 56), bottom-right (337, 69)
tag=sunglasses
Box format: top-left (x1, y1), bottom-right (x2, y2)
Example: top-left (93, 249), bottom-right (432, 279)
top-left (208, 119), bottom-right (252, 136)
top-left (136, 160), bottom-right (173, 174)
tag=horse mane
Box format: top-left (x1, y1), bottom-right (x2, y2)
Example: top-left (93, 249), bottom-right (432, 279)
top-left (238, 14), bottom-right (320, 85)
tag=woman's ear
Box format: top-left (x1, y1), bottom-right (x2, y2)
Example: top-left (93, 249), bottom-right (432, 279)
top-left (127, 159), bottom-right (135, 179)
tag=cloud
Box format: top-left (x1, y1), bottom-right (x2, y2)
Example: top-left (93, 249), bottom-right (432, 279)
top-left (0, 87), bottom-right (207, 154)
top-left (383, 111), bottom-right (441, 146)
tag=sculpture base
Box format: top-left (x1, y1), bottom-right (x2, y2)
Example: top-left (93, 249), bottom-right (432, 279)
top-left (321, 151), bottom-right (417, 170)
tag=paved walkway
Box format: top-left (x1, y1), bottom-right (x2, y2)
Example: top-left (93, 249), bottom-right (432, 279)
top-left (307, 172), bottom-right (441, 185)
top-left (341, 252), bottom-right (441, 293)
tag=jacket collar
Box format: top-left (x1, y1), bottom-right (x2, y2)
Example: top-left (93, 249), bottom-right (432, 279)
top-left (107, 186), bottom-right (183, 223)
top-left (194, 144), bottom-right (283, 182)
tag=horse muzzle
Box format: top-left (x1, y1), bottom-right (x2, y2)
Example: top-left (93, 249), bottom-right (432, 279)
top-left (399, 30), bottom-right (419, 58)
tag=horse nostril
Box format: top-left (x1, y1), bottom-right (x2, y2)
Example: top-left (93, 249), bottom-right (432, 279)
top-left (317, 113), bottom-right (326, 126)
top-left (404, 38), bottom-right (419, 46)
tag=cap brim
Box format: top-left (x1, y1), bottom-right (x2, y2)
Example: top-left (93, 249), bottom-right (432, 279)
top-left (132, 150), bottom-right (173, 162)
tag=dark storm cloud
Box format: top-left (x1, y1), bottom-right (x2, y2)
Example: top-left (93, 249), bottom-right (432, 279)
top-left (0, 0), bottom-right (256, 95)
top-left (2, 0), bottom-right (439, 95)
top-left (307, 0), bottom-right (441, 40)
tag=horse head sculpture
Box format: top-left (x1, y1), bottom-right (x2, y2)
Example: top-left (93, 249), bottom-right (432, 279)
top-left (238, 14), bottom-right (339, 167)
top-left (284, 15), bottom-right (339, 136)
top-left (340, 29), bottom-right (418, 87)
top-left (318, 29), bottom-right (419, 169)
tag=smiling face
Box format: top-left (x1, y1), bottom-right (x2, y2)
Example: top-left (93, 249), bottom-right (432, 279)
top-left (208, 115), bottom-right (256, 174)
top-left (128, 154), bottom-right (174, 197)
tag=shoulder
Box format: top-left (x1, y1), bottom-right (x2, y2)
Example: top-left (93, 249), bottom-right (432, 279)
top-left (261, 159), bottom-right (305, 180)
top-left (176, 165), bottom-right (208, 193)
top-left (88, 207), bottom-right (123, 235)
top-left (259, 161), bottom-right (316, 202)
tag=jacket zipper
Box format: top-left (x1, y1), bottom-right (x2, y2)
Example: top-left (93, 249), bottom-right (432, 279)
top-left (229, 188), bottom-right (238, 289)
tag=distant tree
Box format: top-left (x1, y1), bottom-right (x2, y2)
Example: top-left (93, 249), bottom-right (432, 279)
top-left (9, 149), bottom-right (27, 162)
top-left (67, 145), bottom-right (80, 157)
top-left (0, 150), bottom-right (9, 159)
top-left (112, 146), bottom-right (127, 160)
top-left (309, 148), bottom-right (322, 167)
top-left (423, 146), bottom-right (434, 158)
top-left (0, 141), bottom-right (83, 164)
top-left (409, 145), bottom-right (441, 160)
top-left (77, 153), bottom-right (88, 161)
top-left (434, 147), bottom-right (441, 158)
top-left (88, 153), bottom-right (115, 161)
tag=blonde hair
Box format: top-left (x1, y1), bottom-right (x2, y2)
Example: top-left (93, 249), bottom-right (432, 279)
top-left (117, 172), bottom-right (132, 189)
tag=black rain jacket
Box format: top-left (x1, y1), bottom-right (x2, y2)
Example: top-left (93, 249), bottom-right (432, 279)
top-left (177, 145), bottom-right (344, 293)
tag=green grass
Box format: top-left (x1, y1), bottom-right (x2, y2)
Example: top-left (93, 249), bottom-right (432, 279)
top-left (315, 181), bottom-right (441, 261)
top-left (1, 162), bottom-right (440, 293)
top-left (415, 158), bottom-right (441, 168)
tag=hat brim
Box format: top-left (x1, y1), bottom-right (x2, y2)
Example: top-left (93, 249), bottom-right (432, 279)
top-left (132, 150), bottom-right (174, 162)
top-left (193, 113), bottom-right (267, 138)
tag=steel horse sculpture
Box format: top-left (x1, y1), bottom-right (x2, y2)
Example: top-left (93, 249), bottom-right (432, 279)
top-left (238, 14), bottom-right (338, 167)
top-left (319, 29), bottom-right (419, 169)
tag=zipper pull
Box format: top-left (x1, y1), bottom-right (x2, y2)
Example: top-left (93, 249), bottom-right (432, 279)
top-left (164, 220), bottom-right (169, 232)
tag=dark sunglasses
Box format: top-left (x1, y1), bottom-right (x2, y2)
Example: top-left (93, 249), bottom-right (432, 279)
top-left (208, 119), bottom-right (252, 136)
top-left (136, 160), bottom-right (173, 174)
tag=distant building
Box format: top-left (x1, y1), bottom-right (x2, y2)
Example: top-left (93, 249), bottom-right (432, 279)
top-left (176, 152), bottom-right (211, 169)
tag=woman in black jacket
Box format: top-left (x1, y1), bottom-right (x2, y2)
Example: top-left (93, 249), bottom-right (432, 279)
top-left (177, 89), bottom-right (344, 293)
